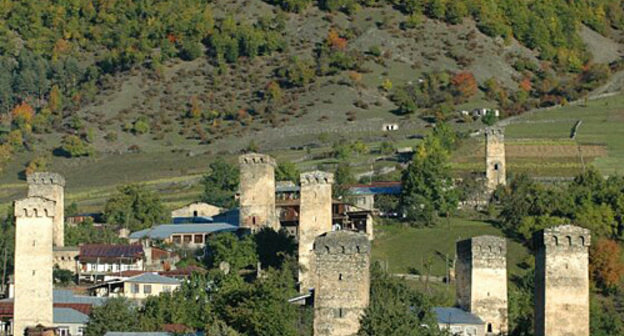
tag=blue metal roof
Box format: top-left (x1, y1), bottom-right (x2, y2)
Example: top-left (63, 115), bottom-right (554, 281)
top-left (54, 289), bottom-right (107, 305)
top-left (211, 208), bottom-right (240, 226)
top-left (129, 223), bottom-right (238, 240)
top-left (126, 273), bottom-right (181, 285)
top-left (348, 185), bottom-right (402, 196)
top-left (172, 216), bottom-right (213, 224)
top-left (433, 307), bottom-right (484, 325)
top-left (54, 307), bottom-right (89, 324)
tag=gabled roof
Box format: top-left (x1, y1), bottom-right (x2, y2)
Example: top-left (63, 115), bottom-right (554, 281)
top-left (433, 307), bottom-right (484, 325)
top-left (129, 223), bottom-right (238, 240)
top-left (53, 307), bottom-right (89, 324)
top-left (125, 273), bottom-right (181, 285)
top-left (79, 244), bottom-right (144, 260)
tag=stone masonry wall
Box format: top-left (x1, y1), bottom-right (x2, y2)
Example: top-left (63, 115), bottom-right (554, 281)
top-left (313, 231), bottom-right (370, 336)
top-left (298, 171), bottom-right (334, 293)
top-left (485, 128), bottom-right (506, 192)
top-left (27, 172), bottom-right (65, 247)
top-left (534, 225), bottom-right (590, 336)
top-left (238, 153), bottom-right (278, 231)
top-left (14, 196), bottom-right (55, 336)
top-left (456, 235), bottom-right (508, 335)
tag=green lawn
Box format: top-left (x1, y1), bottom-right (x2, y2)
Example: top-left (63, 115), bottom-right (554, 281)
top-left (372, 218), bottom-right (530, 277)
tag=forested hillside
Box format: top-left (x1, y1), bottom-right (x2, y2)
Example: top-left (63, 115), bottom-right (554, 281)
top-left (1, 0), bottom-right (623, 181)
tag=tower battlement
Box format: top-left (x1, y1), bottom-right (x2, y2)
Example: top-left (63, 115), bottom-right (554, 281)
top-left (314, 230), bottom-right (370, 255)
top-left (27, 172), bottom-right (66, 187)
top-left (301, 171), bottom-right (334, 186)
top-left (239, 153), bottom-right (276, 167)
top-left (534, 224), bottom-right (591, 250)
top-left (14, 197), bottom-right (56, 218)
top-left (457, 235), bottom-right (507, 259)
top-left (485, 127), bottom-right (504, 141)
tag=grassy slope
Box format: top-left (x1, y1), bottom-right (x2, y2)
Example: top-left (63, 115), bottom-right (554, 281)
top-left (451, 94), bottom-right (624, 177)
top-left (372, 218), bottom-right (530, 277)
top-left (505, 94), bottom-right (624, 176)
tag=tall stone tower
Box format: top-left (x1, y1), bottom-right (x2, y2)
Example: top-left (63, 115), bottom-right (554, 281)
top-left (298, 171), bottom-right (334, 293)
top-left (485, 127), bottom-right (506, 192)
top-left (27, 172), bottom-right (65, 247)
top-left (13, 196), bottom-right (55, 335)
top-left (534, 225), bottom-right (591, 336)
top-left (238, 153), bottom-right (278, 231)
top-left (456, 235), bottom-right (508, 335)
top-left (313, 231), bottom-right (370, 336)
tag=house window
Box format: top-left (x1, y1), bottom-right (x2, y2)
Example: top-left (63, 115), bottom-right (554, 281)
top-left (487, 323), bottom-right (493, 333)
top-left (172, 235), bottom-right (181, 244)
top-left (144, 284), bottom-right (152, 294)
top-left (183, 235), bottom-right (192, 243)
top-left (338, 273), bottom-right (343, 281)
top-left (163, 285), bottom-right (171, 292)
top-left (131, 284), bottom-right (140, 294)
top-left (494, 163), bottom-right (499, 171)
top-left (58, 327), bottom-right (69, 336)
top-left (334, 308), bottom-right (344, 318)
top-left (193, 210), bottom-right (198, 217)
top-left (194, 235), bottom-right (203, 244)
top-left (78, 327), bottom-right (85, 336)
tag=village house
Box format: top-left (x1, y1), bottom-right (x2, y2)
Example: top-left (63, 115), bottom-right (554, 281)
top-left (170, 202), bottom-right (223, 220)
top-left (345, 181), bottom-right (402, 213)
top-left (128, 223), bottom-right (239, 248)
top-left (434, 307), bottom-right (485, 336)
top-left (88, 273), bottom-right (181, 300)
top-left (78, 244), bottom-right (177, 283)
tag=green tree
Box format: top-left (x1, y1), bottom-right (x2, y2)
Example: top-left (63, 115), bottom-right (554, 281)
top-left (86, 297), bottom-right (140, 336)
top-left (334, 162), bottom-right (356, 198)
top-left (60, 135), bottom-right (94, 157)
top-left (218, 267), bottom-right (298, 336)
top-left (104, 184), bottom-right (168, 231)
top-left (400, 135), bottom-right (457, 226)
top-left (358, 264), bottom-right (441, 336)
top-left (65, 218), bottom-right (123, 246)
top-left (201, 161), bottom-right (239, 209)
top-left (205, 233), bottom-right (258, 272)
top-left (275, 161), bottom-right (300, 184)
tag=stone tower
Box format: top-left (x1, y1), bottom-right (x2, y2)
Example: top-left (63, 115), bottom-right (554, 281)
top-left (298, 171), bottom-right (334, 293)
top-left (27, 172), bottom-right (65, 247)
top-left (238, 153), bottom-right (278, 231)
top-left (456, 235), bottom-right (508, 335)
top-left (485, 127), bottom-right (506, 192)
top-left (534, 225), bottom-right (591, 336)
top-left (13, 196), bottom-right (56, 335)
top-left (313, 231), bottom-right (370, 336)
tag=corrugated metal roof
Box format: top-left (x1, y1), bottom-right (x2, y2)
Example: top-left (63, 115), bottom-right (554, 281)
top-left (126, 273), bottom-right (181, 284)
top-left (433, 307), bottom-right (484, 325)
top-left (129, 223), bottom-right (238, 240)
top-left (80, 244), bottom-right (144, 259)
top-left (1, 290), bottom-right (106, 306)
top-left (54, 307), bottom-right (89, 324)
top-left (54, 290), bottom-right (107, 305)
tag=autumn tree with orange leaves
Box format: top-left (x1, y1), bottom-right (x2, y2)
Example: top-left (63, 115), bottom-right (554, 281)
top-left (451, 71), bottom-right (477, 101)
top-left (590, 238), bottom-right (624, 292)
top-left (11, 102), bottom-right (34, 130)
top-left (327, 30), bottom-right (347, 50)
